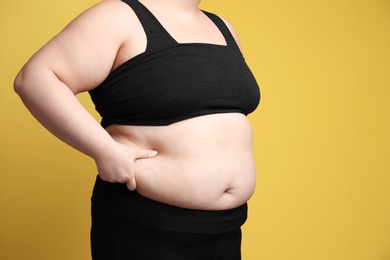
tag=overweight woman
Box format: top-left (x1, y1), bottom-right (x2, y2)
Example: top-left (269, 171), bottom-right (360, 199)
top-left (14, 0), bottom-right (260, 259)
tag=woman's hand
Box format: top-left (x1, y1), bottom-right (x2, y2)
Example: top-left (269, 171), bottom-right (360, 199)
top-left (94, 141), bottom-right (158, 190)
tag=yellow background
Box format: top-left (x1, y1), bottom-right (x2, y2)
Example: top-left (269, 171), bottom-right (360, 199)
top-left (1, 0), bottom-right (390, 259)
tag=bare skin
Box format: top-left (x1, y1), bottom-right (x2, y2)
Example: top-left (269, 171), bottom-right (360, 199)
top-left (14, 0), bottom-right (256, 210)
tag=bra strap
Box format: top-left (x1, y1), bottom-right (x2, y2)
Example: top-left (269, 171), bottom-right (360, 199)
top-left (202, 11), bottom-right (241, 51)
top-left (121, 0), bottom-right (177, 52)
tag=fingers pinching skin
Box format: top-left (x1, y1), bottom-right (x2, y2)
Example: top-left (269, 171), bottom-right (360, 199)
top-left (126, 149), bottom-right (158, 190)
top-left (95, 142), bottom-right (158, 190)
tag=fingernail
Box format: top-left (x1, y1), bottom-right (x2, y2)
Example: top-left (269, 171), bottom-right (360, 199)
top-left (152, 150), bottom-right (158, 155)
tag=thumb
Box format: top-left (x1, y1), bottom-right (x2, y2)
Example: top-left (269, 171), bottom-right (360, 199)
top-left (126, 178), bottom-right (137, 191)
top-left (136, 149), bottom-right (158, 159)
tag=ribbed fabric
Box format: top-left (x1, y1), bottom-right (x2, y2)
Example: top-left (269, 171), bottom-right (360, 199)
top-left (89, 0), bottom-right (260, 127)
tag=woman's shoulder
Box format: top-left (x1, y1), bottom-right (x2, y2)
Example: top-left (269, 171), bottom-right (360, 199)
top-left (17, 0), bottom-right (142, 94)
top-left (72, 0), bottom-right (136, 26)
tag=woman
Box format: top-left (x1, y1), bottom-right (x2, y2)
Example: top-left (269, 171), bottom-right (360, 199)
top-left (14, 0), bottom-right (260, 259)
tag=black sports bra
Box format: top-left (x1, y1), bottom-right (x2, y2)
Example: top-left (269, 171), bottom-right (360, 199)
top-left (89, 0), bottom-right (260, 127)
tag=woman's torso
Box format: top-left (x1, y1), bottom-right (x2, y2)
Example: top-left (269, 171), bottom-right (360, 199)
top-left (94, 0), bottom-right (259, 210)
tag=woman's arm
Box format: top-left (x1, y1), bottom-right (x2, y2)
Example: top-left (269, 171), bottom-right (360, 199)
top-left (14, 0), bottom-right (156, 190)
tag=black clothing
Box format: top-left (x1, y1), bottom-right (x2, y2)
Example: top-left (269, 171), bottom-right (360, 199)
top-left (89, 0), bottom-right (260, 127)
top-left (91, 204), bottom-right (242, 260)
top-left (92, 175), bottom-right (247, 234)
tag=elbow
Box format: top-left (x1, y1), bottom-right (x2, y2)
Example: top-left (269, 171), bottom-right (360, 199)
top-left (14, 68), bottom-right (27, 96)
top-left (14, 74), bottom-right (22, 95)
top-left (14, 64), bottom-right (42, 97)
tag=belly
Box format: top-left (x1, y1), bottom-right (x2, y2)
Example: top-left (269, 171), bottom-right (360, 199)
top-left (106, 113), bottom-right (256, 210)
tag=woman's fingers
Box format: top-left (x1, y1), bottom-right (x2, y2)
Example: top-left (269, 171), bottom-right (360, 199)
top-left (96, 142), bottom-right (158, 190)
top-left (126, 178), bottom-right (137, 191)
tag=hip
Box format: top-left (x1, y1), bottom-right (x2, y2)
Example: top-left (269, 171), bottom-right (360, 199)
top-left (91, 175), bottom-right (248, 234)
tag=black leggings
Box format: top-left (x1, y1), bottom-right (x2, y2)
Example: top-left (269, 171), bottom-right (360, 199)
top-left (91, 206), bottom-right (242, 260)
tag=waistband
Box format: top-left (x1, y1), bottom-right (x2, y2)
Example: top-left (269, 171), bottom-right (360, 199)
top-left (91, 175), bottom-right (247, 234)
